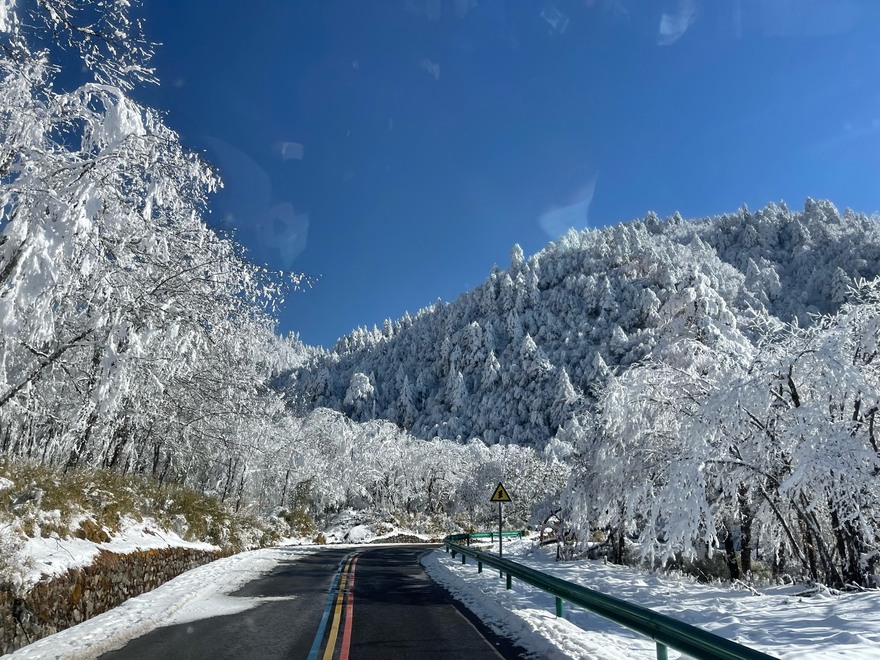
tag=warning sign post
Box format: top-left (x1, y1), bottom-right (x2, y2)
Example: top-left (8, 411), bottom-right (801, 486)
top-left (490, 482), bottom-right (511, 561)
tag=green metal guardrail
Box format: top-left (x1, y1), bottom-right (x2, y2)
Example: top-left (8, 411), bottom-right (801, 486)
top-left (444, 533), bottom-right (777, 660)
top-left (455, 530), bottom-right (526, 545)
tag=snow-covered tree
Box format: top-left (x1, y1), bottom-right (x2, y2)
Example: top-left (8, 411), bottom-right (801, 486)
top-left (0, 0), bottom-right (294, 492)
top-left (344, 372), bottom-right (376, 421)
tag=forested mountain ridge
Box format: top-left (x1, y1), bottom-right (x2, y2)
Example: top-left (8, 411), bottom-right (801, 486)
top-left (288, 199), bottom-right (880, 447)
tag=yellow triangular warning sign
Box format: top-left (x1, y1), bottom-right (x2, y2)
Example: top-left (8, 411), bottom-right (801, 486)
top-left (490, 482), bottom-right (512, 502)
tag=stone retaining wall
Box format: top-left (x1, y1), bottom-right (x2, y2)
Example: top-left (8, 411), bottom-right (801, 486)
top-left (1, 546), bottom-right (225, 655)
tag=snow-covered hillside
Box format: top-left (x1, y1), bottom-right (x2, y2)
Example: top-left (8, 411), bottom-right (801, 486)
top-left (288, 200), bottom-right (880, 447)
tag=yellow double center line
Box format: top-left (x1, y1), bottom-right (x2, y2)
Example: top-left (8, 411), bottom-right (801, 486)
top-left (322, 555), bottom-right (354, 660)
top-left (310, 552), bottom-right (359, 660)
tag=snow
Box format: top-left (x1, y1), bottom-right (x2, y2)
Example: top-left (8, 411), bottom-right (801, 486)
top-left (422, 538), bottom-right (880, 659)
top-left (345, 524), bottom-right (372, 543)
top-left (90, 93), bottom-right (147, 152)
top-left (19, 516), bottom-right (219, 589)
top-left (321, 509), bottom-right (435, 544)
top-left (7, 545), bottom-right (319, 659)
top-left (0, 0), bottom-right (16, 33)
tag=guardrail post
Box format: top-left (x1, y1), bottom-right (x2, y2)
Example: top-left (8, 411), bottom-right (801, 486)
top-left (656, 642), bottom-right (668, 660)
top-left (555, 597), bottom-right (564, 618)
top-left (506, 573), bottom-right (512, 589)
top-left (478, 561), bottom-right (482, 573)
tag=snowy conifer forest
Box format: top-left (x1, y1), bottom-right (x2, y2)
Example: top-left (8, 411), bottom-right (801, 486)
top-left (3, 0), bottom-right (880, 589)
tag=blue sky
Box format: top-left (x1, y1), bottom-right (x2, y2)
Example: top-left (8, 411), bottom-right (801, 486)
top-left (136, 0), bottom-right (880, 348)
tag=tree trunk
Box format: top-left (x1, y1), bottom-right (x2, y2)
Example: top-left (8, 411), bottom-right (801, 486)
top-left (798, 496), bottom-right (843, 586)
top-left (831, 504), bottom-right (867, 586)
top-left (65, 420), bottom-right (95, 472)
top-left (221, 456), bottom-right (237, 502)
top-left (104, 421), bottom-right (129, 471)
top-left (798, 514), bottom-right (819, 582)
top-left (279, 468), bottom-right (291, 508)
top-left (234, 471), bottom-right (246, 513)
top-left (739, 483), bottom-right (753, 576)
top-left (771, 541), bottom-right (787, 579)
top-left (608, 528), bottom-right (626, 565)
top-left (158, 453), bottom-right (172, 486)
top-left (151, 441), bottom-right (163, 477)
top-left (724, 526), bottom-right (740, 580)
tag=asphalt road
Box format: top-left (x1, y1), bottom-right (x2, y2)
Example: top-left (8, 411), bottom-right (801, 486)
top-left (100, 545), bottom-right (529, 660)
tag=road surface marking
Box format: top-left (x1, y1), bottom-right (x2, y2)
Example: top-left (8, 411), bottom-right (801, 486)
top-left (323, 556), bottom-right (354, 660)
top-left (338, 555), bottom-right (359, 660)
top-left (307, 553), bottom-right (353, 660)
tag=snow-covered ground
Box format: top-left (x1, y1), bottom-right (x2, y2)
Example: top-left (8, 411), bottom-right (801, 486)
top-left (422, 537), bottom-right (880, 659)
top-left (11, 533), bottom-right (880, 659)
top-left (13, 516), bottom-right (219, 591)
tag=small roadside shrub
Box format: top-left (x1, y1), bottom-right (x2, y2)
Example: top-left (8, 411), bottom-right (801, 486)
top-left (677, 553), bottom-right (734, 583)
top-left (279, 507), bottom-right (316, 536)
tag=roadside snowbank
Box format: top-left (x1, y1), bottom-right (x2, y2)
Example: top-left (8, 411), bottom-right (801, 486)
top-left (20, 517), bottom-right (219, 588)
top-left (423, 537), bottom-right (880, 659)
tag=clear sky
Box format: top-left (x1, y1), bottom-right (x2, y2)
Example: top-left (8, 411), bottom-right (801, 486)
top-left (134, 0), bottom-right (880, 348)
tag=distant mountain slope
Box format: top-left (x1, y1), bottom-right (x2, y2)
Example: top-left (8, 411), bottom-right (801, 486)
top-left (286, 200), bottom-right (880, 447)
